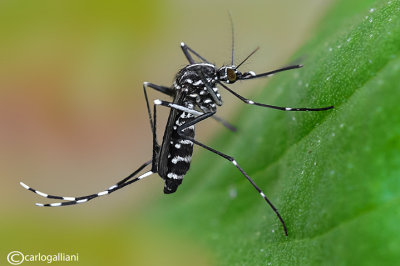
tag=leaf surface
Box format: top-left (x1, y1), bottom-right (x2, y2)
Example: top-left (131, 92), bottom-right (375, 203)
top-left (146, 1), bottom-right (400, 265)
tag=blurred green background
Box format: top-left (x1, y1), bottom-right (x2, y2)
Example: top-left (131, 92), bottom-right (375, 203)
top-left (0, 0), bottom-right (333, 265)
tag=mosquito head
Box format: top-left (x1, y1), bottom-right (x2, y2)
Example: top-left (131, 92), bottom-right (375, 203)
top-left (218, 66), bottom-right (237, 84)
top-left (217, 66), bottom-right (257, 84)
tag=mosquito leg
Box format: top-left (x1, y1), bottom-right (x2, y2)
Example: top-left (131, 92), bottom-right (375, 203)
top-left (212, 115), bottom-right (237, 132)
top-left (197, 71), bottom-right (222, 105)
top-left (143, 82), bottom-right (176, 171)
top-left (153, 99), bottom-right (204, 117)
top-left (218, 81), bottom-right (334, 111)
top-left (180, 42), bottom-right (210, 64)
top-left (150, 102), bottom-right (160, 172)
top-left (243, 65), bottom-right (303, 79)
top-left (20, 160), bottom-right (153, 207)
top-left (143, 82), bottom-right (174, 96)
top-left (143, 82), bottom-right (174, 136)
top-left (117, 160), bottom-right (152, 185)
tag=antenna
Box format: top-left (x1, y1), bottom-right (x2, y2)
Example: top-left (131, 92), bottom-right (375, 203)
top-left (228, 11), bottom-right (235, 66)
top-left (235, 47), bottom-right (260, 70)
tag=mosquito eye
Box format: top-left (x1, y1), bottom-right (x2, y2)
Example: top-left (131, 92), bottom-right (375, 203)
top-left (227, 68), bottom-right (237, 83)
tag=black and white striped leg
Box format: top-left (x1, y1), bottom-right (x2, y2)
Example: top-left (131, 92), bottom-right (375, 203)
top-left (176, 112), bottom-right (288, 236)
top-left (180, 42), bottom-right (210, 64)
top-left (153, 99), bottom-right (204, 117)
top-left (116, 160), bottom-right (152, 185)
top-left (20, 160), bottom-right (153, 207)
top-left (218, 81), bottom-right (334, 111)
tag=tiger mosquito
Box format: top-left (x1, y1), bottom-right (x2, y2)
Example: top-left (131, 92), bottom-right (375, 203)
top-left (20, 31), bottom-right (333, 236)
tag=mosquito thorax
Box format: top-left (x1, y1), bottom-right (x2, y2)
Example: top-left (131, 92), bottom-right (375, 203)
top-left (175, 63), bottom-right (216, 87)
top-left (173, 63), bottom-right (223, 109)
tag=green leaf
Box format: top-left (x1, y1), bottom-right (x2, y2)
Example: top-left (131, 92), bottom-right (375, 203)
top-left (146, 0), bottom-right (400, 265)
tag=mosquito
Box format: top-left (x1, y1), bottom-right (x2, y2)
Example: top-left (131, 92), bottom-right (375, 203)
top-left (20, 28), bottom-right (333, 236)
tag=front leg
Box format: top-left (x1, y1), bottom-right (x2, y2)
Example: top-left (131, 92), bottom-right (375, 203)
top-left (218, 81), bottom-right (334, 111)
